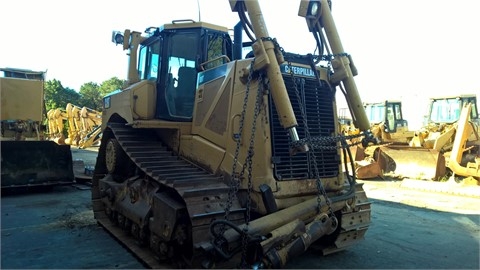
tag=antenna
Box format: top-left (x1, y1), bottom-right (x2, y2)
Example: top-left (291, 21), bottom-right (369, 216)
top-left (197, 0), bottom-right (201, 21)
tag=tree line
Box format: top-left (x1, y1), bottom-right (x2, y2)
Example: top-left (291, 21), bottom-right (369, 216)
top-left (44, 77), bottom-right (126, 112)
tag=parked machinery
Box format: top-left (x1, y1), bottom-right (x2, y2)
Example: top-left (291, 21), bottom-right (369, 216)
top-left (407, 94), bottom-right (479, 181)
top-left (47, 103), bottom-right (102, 148)
top-left (1, 67), bottom-right (74, 189)
top-left (349, 100), bottom-right (415, 178)
top-left (364, 100), bottom-right (414, 143)
top-left (356, 94), bottom-right (479, 183)
top-left (91, 0), bottom-right (375, 268)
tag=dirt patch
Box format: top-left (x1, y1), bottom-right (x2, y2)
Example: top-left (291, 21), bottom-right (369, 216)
top-left (70, 147), bottom-right (99, 168)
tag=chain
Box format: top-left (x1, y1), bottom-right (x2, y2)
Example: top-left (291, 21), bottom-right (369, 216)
top-left (239, 70), bottom-right (263, 267)
top-left (222, 61), bottom-right (255, 233)
top-left (320, 52), bottom-right (349, 61)
top-left (260, 35), bottom-right (350, 68)
top-left (288, 62), bottom-right (333, 217)
top-left (216, 59), bottom-right (264, 267)
top-left (291, 132), bottom-right (365, 150)
top-left (260, 37), bottom-right (285, 56)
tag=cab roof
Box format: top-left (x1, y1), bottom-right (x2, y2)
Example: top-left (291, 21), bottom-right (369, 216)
top-left (160, 20), bottom-right (229, 33)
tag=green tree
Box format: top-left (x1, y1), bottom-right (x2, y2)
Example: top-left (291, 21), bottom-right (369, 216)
top-left (79, 82), bottom-right (101, 111)
top-left (78, 77), bottom-right (125, 111)
top-left (44, 79), bottom-right (81, 111)
top-left (99, 77), bottom-right (125, 96)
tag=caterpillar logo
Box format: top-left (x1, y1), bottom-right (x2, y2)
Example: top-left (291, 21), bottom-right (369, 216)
top-left (281, 64), bottom-right (316, 77)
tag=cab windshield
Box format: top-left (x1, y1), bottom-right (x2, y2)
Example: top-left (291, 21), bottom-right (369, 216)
top-left (430, 99), bottom-right (462, 123)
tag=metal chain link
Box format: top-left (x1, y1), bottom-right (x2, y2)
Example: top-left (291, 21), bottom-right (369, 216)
top-left (222, 61), bottom-right (256, 232)
top-left (217, 36), bottom-right (358, 265)
top-left (290, 132), bottom-right (365, 150)
top-left (260, 37), bottom-right (285, 56)
top-left (261, 35), bottom-right (349, 63)
top-left (288, 61), bottom-right (334, 217)
top-left (217, 59), bottom-right (264, 267)
top-left (239, 70), bottom-right (263, 267)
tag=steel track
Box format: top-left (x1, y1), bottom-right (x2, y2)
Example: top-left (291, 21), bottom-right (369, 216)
top-left (92, 122), bottom-right (371, 268)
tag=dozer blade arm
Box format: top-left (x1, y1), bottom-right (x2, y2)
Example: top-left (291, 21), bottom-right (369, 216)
top-left (448, 103), bottom-right (480, 179)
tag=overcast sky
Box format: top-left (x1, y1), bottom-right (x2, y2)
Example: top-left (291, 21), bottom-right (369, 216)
top-left (2, 0), bottom-right (479, 129)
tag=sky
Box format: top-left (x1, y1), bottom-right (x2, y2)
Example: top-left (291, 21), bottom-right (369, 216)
top-left (2, 0), bottom-right (480, 130)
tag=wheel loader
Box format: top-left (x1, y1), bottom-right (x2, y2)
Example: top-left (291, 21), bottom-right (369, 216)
top-left (355, 94), bottom-right (480, 183)
top-left (1, 67), bottom-right (74, 189)
top-left (91, 0), bottom-right (375, 268)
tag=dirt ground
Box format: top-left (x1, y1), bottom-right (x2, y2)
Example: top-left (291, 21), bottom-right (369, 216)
top-left (70, 147), bottom-right (480, 213)
top-left (70, 146), bottom-right (99, 167)
top-left (1, 147), bottom-right (479, 269)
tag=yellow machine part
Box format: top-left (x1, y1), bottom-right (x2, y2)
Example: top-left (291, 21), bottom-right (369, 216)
top-left (0, 77), bottom-right (43, 122)
top-left (355, 144), bottom-right (446, 181)
top-left (379, 145), bottom-right (446, 180)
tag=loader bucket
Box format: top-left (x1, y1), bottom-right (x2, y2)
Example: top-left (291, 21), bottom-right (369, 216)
top-left (1, 140), bottom-right (74, 188)
top-left (355, 146), bottom-right (396, 179)
top-left (376, 145), bottom-right (446, 181)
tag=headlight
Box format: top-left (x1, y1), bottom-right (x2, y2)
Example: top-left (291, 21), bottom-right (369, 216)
top-left (111, 31), bottom-right (124, 45)
top-left (310, 2), bottom-right (319, 16)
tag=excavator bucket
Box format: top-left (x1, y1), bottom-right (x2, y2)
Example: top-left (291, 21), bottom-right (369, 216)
top-left (1, 140), bottom-right (74, 188)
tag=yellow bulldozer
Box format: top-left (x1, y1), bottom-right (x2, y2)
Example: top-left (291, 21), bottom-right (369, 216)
top-left (363, 100), bottom-right (414, 143)
top-left (340, 100), bottom-right (414, 141)
top-left (90, 0), bottom-right (377, 268)
top-left (340, 100), bottom-right (414, 178)
top-left (355, 94), bottom-right (479, 183)
top-left (1, 67), bottom-right (74, 189)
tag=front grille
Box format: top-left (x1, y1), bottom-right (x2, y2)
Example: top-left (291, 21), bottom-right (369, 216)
top-left (270, 74), bottom-right (339, 180)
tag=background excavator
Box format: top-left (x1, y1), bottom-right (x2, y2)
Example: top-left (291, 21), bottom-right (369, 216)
top-left (1, 67), bottom-right (74, 189)
top-left (91, 0), bottom-right (375, 268)
top-left (355, 94), bottom-right (479, 184)
top-left (47, 103), bottom-right (102, 149)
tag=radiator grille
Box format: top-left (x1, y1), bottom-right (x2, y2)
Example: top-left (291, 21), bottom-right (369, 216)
top-left (270, 75), bottom-right (339, 180)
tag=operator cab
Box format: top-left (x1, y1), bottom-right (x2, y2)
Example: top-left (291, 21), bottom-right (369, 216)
top-left (427, 95), bottom-right (479, 125)
top-left (138, 20), bottom-right (232, 121)
top-left (365, 100), bottom-right (407, 132)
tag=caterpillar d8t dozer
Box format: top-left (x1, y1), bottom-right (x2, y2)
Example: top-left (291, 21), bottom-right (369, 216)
top-left (1, 67), bottom-right (74, 189)
top-left (91, 0), bottom-right (376, 268)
